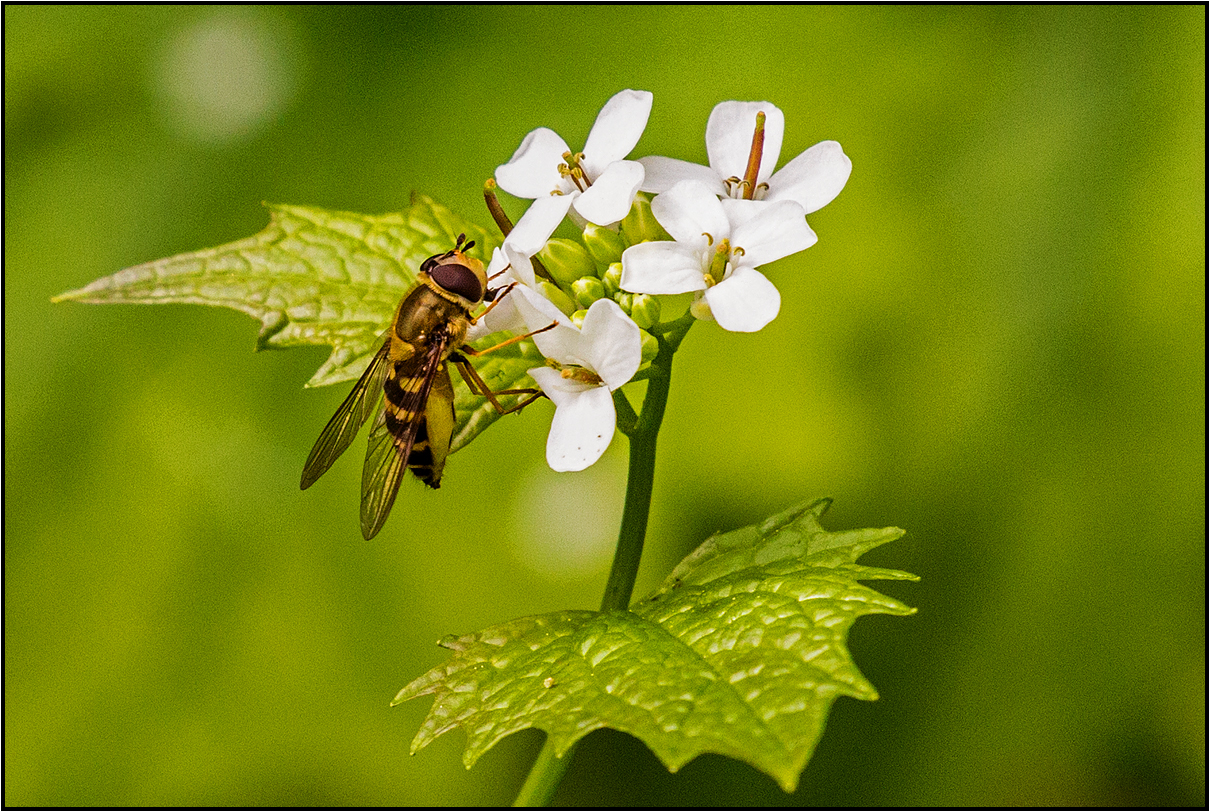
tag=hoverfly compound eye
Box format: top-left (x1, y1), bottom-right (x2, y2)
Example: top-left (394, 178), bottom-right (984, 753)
top-left (430, 263), bottom-right (484, 302)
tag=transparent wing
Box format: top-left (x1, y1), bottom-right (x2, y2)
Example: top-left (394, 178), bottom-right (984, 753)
top-left (359, 334), bottom-right (450, 540)
top-left (359, 415), bottom-right (410, 541)
top-left (300, 335), bottom-right (391, 490)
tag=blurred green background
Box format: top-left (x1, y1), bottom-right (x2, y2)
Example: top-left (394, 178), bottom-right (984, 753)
top-left (5, 5), bottom-right (1204, 807)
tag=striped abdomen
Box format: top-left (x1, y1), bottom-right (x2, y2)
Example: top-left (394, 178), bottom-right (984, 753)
top-left (382, 357), bottom-right (456, 488)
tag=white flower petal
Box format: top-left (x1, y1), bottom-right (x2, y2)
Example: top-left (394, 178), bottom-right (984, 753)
top-left (620, 241), bottom-right (709, 295)
top-left (534, 323), bottom-right (588, 368)
top-left (501, 243), bottom-right (538, 288)
top-left (581, 89), bottom-right (653, 176)
top-left (704, 266), bottom-right (781, 332)
top-left (534, 376), bottom-right (617, 472)
top-left (705, 101), bottom-right (785, 183)
top-left (513, 286), bottom-right (581, 364)
top-left (506, 194), bottom-right (576, 257)
top-left (765, 140), bottom-right (853, 214)
top-left (578, 299), bottom-right (641, 390)
top-left (728, 199), bottom-right (817, 267)
top-left (495, 127), bottom-right (572, 199)
top-left (486, 246), bottom-right (512, 280)
top-left (528, 366), bottom-right (591, 404)
top-left (517, 280), bottom-right (573, 323)
top-left (488, 245), bottom-right (538, 293)
top-left (573, 160), bottom-right (645, 226)
top-left (638, 155), bottom-right (727, 195)
top-left (650, 180), bottom-right (731, 245)
top-left (464, 320), bottom-right (491, 343)
top-left (717, 197), bottom-right (765, 230)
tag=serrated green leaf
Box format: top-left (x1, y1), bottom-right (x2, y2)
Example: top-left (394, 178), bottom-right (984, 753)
top-left (53, 195), bottom-right (538, 451)
top-left (394, 499), bottom-right (917, 793)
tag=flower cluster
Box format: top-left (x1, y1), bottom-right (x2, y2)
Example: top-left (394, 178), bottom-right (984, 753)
top-left (479, 89), bottom-right (851, 471)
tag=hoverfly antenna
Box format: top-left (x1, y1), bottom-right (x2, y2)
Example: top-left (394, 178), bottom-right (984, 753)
top-left (463, 239), bottom-right (476, 252)
top-left (454, 232), bottom-right (470, 252)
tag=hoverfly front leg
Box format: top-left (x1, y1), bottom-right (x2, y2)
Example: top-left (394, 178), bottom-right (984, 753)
top-left (472, 281), bottom-right (517, 322)
top-left (460, 321), bottom-right (557, 356)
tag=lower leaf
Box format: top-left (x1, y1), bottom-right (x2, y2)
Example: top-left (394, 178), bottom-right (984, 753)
top-left (394, 499), bottom-right (917, 793)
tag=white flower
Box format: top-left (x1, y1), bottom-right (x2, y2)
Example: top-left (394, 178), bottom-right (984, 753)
top-left (619, 180), bottom-right (816, 332)
top-left (513, 296), bottom-right (641, 472)
top-left (495, 89), bottom-right (652, 227)
top-left (639, 100), bottom-right (852, 215)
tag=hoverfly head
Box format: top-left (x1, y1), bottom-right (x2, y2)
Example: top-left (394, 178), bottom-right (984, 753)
top-left (420, 237), bottom-right (487, 306)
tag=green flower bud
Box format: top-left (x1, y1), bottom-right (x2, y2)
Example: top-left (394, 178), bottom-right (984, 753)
top-left (602, 262), bottom-right (623, 298)
top-left (628, 293), bottom-right (661, 330)
top-left (537, 238), bottom-right (597, 287)
top-left (572, 276), bottom-right (605, 309)
top-left (537, 280), bottom-right (576, 316)
top-left (639, 329), bottom-right (659, 365)
top-left (620, 193), bottom-right (669, 246)
top-left (614, 291), bottom-right (634, 315)
top-left (570, 308), bottom-right (589, 329)
top-left (582, 222), bottom-right (627, 266)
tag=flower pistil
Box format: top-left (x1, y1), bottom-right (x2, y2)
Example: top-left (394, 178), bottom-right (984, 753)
top-left (729, 111), bottom-right (767, 201)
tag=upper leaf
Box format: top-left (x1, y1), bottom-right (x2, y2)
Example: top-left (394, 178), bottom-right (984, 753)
top-left (394, 499), bottom-right (917, 793)
top-left (54, 196), bottom-right (533, 451)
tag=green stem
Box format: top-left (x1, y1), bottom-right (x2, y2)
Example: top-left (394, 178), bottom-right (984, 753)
top-left (512, 740), bottom-right (576, 808)
top-left (513, 314), bottom-right (693, 807)
top-left (599, 363), bottom-right (671, 612)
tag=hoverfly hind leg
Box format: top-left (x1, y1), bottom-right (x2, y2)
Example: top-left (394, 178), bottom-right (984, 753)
top-left (450, 352), bottom-right (547, 417)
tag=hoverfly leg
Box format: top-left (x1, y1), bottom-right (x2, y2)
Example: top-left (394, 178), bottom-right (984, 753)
top-left (476, 281), bottom-right (516, 317)
top-left (450, 353), bottom-right (546, 416)
top-left (455, 321), bottom-right (559, 415)
top-left (461, 320), bottom-right (557, 356)
top-left (485, 268), bottom-right (512, 287)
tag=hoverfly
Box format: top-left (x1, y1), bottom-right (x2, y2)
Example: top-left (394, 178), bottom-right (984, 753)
top-left (300, 234), bottom-right (545, 539)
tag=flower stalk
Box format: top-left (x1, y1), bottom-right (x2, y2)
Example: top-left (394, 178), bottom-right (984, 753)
top-left (599, 314), bottom-right (690, 612)
top-left (483, 178), bottom-right (515, 237)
